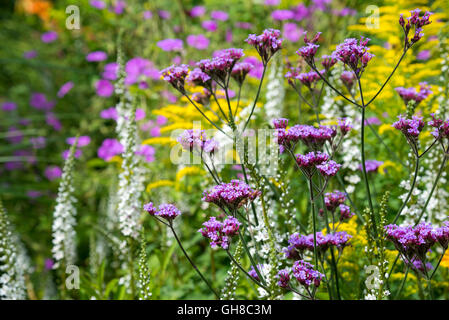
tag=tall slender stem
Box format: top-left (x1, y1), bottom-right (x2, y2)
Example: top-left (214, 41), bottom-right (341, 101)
top-left (393, 156), bottom-right (420, 223)
top-left (308, 178), bottom-right (319, 267)
top-left (243, 65), bottom-right (267, 131)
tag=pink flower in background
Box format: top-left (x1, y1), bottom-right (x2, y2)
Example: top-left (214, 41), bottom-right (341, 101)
top-left (190, 6), bottom-right (205, 17)
top-left (265, 0), bottom-right (280, 5)
top-left (150, 127), bottom-right (161, 137)
top-left (90, 0), bottom-right (106, 9)
top-left (417, 50), bottom-right (431, 60)
top-left (100, 107), bottom-right (118, 120)
top-left (244, 56), bottom-right (264, 79)
top-left (292, 4), bottom-right (309, 21)
top-left (44, 166), bottom-right (62, 181)
top-left (30, 93), bottom-right (55, 110)
top-left (283, 23), bottom-right (303, 42)
top-left (161, 90), bottom-right (177, 103)
top-left (235, 22), bottom-right (253, 29)
top-left (44, 259), bottom-right (54, 270)
top-left (98, 138), bottom-right (123, 161)
top-left (135, 108), bottom-right (146, 121)
top-left (158, 10), bottom-right (171, 19)
top-left (62, 148), bottom-right (82, 160)
top-left (143, 10), bottom-right (152, 19)
top-left (226, 29), bottom-right (233, 43)
top-left (112, 0), bottom-right (126, 14)
top-left (103, 62), bottom-right (119, 80)
top-left (46, 112), bottom-right (62, 131)
top-left (86, 51), bottom-right (108, 62)
top-left (96, 79), bottom-right (114, 97)
top-left (186, 34), bottom-right (210, 50)
top-left (125, 57), bottom-right (159, 86)
top-left (156, 115), bottom-right (167, 125)
top-left (41, 31), bottom-right (58, 43)
top-left (2, 101), bottom-right (17, 111)
top-left (67, 136), bottom-right (91, 147)
top-left (23, 50), bottom-right (37, 59)
top-left (135, 145), bottom-right (155, 163)
top-left (211, 11), bottom-right (228, 21)
top-left (157, 39), bottom-right (183, 52)
top-left (271, 9), bottom-right (294, 21)
top-left (202, 20), bottom-right (217, 32)
top-left (30, 136), bottom-right (46, 149)
top-left (57, 82), bottom-right (74, 98)
top-left (172, 56), bottom-right (182, 64)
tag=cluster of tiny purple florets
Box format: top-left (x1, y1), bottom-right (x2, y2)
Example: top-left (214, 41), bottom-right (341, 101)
top-left (392, 115), bottom-right (425, 140)
top-left (274, 123), bottom-right (337, 152)
top-left (197, 48), bottom-right (245, 86)
top-left (276, 260), bottom-right (324, 290)
top-left (143, 202), bottom-right (181, 220)
top-left (177, 129), bottom-right (218, 154)
top-left (399, 9), bottom-right (432, 49)
top-left (428, 113), bottom-right (449, 141)
top-left (395, 82), bottom-right (432, 106)
top-left (295, 151), bottom-right (341, 178)
top-left (198, 216), bottom-right (241, 249)
top-left (161, 64), bottom-right (190, 93)
top-left (333, 37), bottom-right (374, 77)
top-left (202, 180), bottom-right (260, 212)
top-left (246, 28), bottom-right (283, 65)
top-left (284, 231), bottom-right (352, 259)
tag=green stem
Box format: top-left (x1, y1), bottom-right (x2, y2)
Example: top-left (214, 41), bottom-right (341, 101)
top-left (393, 156), bottom-right (420, 224)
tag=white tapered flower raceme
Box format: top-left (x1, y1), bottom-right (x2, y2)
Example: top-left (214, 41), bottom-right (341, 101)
top-left (51, 140), bottom-right (78, 269)
top-left (264, 54), bottom-right (285, 121)
top-left (0, 201), bottom-right (27, 300)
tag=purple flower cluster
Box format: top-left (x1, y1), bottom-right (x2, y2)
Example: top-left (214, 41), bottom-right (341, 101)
top-left (198, 216), bottom-right (241, 249)
top-left (321, 54), bottom-right (338, 71)
top-left (276, 268), bottom-right (291, 288)
top-left (248, 264), bottom-right (264, 282)
top-left (202, 180), bottom-right (260, 212)
top-left (284, 231), bottom-right (352, 259)
top-left (144, 202), bottom-right (181, 220)
top-left (428, 113), bottom-right (449, 141)
top-left (186, 68), bottom-right (212, 89)
top-left (177, 129), bottom-right (218, 154)
top-left (399, 9), bottom-right (432, 49)
top-left (392, 115), bottom-right (425, 142)
top-left (395, 82), bottom-right (432, 106)
top-left (161, 64), bottom-right (190, 93)
top-left (275, 123), bottom-right (336, 152)
top-left (324, 190), bottom-right (346, 211)
top-left (231, 62), bottom-right (253, 85)
top-left (292, 260), bottom-right (324, 288)
top-left (246, 29), bottom-right (283, 65)
top-left (295, 151), bottom-right (340, 178)
top-left (197, 48), bottom-right (245, 86)
top-left (360, 159), bottom-right (383, 173)
top-left (340, 71), bottom-right (355, 90)
top-left (297, 70), bottom-right (324, 88)
top-left (333, 37), bottom-right (374, 77)
top-left (385, 222), bottom-right (449, 263)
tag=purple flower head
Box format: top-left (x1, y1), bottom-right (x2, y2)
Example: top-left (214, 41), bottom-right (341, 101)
top-left (143, 10), bottom-right (152, 19)
top-left (276, 269), bottom-right (291, 288)
top-left (428, 114), bottom-right (449, 141)
top-left (303, 31), bottom-right (322, 45)
top-left (392, 114), bottom-right (425, 143)
top-left (57, 82), bottom-right (74, 98)
top-left (296, 43), bottom-right (319, 65)
top-left (235, 22), bottom-right (253, 30)
top-left (97, 138), bottom-right (123, 161)
top-left (273, 118), bottom-right (288, 129)
top-left (111, 0), bottom-right (126, 14)
top-left (189, 6), bottom-right (205, 18)
top-left (340, 70), bottom-right (355, 89)
top-left (202, 20), bottom-right (218, 32)
top-left (62, 148), bottom-right (82, 160)
top-left (211, 10), bottom-right (228, 21)
top-left (41, 31), bottom-right (58, 43)
top-left (316, 160), bottom-right (341, 177)
top-left (90, 0), bottom-right (106, 9)
top-left (321, 54), bottom-right (338, 71)
top-left (416, 50), bottom-right (431, 60)
top-left (401, 9), bottom-right (432, 49)
top-left (67, 136), bottom-right (91, 147)
top-left (231, 62), bottom-right (253, 85)
top-left (158, 10), bottom-right (171, 19)
top-left (339, 204), bottom-right (354, 221)
top-left (177, 129), bottom-right (207, 152)
top-left (324, 190), bottom-right (346, 212)
top-left (103, 62), bottom-right (119, 80)
top-left (197, 49), bottom-right (244, 86)
top-left (360, 160), bottom-right (383, 173)
top-left (143, 202), bottom-right (157, 216)
top-left (157, 39), bottom-right (183, 52)
top-left (187, 68), bottom-right (212, 89)
top-left (101, 107), bottom-right (118, 120)
top-left (125, 57), bottom-right (159, 86)
top-left (248, 264), bottom-right (264, 282)
top-left (161, 64), bottom-right (190, 93)
top-left (395, 82), bottom-right (432, 106)
top-left (271, 9), bottom-right (294, 21)
top-left (135, 145), bottom-right (155, 163)
top-left (435, 222), bottom-right (449, 249)
top-left (86, 51), bottom-right (107, 62)
top-left (186, 34), bottom-right (210, 50)
top-left (283, 23), bottom-right (303, 43)
top-left (292, 260), bottom-right (324, 288)
top-left (96, 79), bottom-right (114, 97)
top-left (203, 139), bottom-right (219, 154)
top-left (202, 180), bottom-right (260, 212)
top-left (30, 93), bottom-right (55, 111)
top-left (199, 216), bottom-right (241, 249)
top-left (44, 166), bottom-right (62, 181)
top-left (338, 118), bottom-right (353, 135)
top-left (297, 70), bottom-right (324, 88)
top-left (246, 29), bottom-right (283, 65)
top-left (333, 37), bottom-right (373, 77)
top-left (155, 203), bottom-right (181, 220)
top-left (287, 124), bottom-right (336, 151)
top-left (2, 102), bottom-right (17, 111)
top-left (46, 112), bottom-right (62, 131)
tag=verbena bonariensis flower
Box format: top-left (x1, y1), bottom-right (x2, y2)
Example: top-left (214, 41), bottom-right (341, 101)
top-left (246, 29), bottom-right (283, 65)
top-left (292, 260), bottom-right (324, 288)
top-left (198, 216), bottom-right (241, 249)
top-left (324, 190), bottom-right (346, 211)
top-left (197, 49), bottom-right (244, 87)
top-left (202, 180), bottom-right (260, 212)
top-left (273, 118), bottom-right (289, 129)
top-left (296, 43), bottom-right (319, 65)
top-left (276, 268), bottom-right (291, 288)
top-left (428, 113), bottom-right (446, 139)
top-left (144, 202), bottom-right (181, 220)
top-left (295, 151), bottom-right (330, 177)
top-left (192, 88), bottom-right (212, 105)
top-left (392, 114), bottom-right (425, 146)
top-left (409, 257), bottom-right (433, 274)
top-left (161, 64), bottom-right (190, 94)
top-left (395, 82), bottom-right (432, 106)
top-left (177, 129), bottom-right (207, 152)
top-left (288, 124), bottom-right (336, 151)
top-left (321, 54), bottom-right (338, 71)
top-left (248, 264), bottom-right (265, 281)
top-left (284, 231), bottom-right (352, 259)
top-left (359, 160), bottom-right (383, 173)
top-left (333, 37), bottom-right (374, 77)
top-left (385, 223), bottom-right (437, 262)
top-left (316, 160), bottom-right (341, 177)
top-left (231, 62), bottom-right (253, 85)
top-left (338, 118), bottom-right (353, 135)
top-left (186, 68), bottom-right (212, 89)
top-left (338, 204), bottom-right (354, 221)
top-left (340, 70), bottom-right (355, 90)
top-left (297, 70), bottom-right (324, 88)
top-left (399, 9), bottom-right (432, 49)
